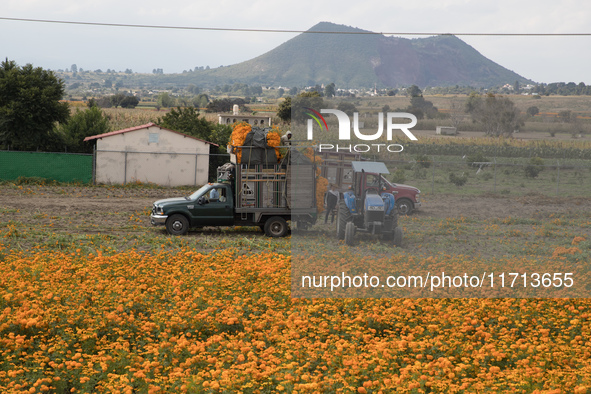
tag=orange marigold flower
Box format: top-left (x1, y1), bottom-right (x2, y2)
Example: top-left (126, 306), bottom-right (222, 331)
top-left (572, 236), bottom-right (586, 245)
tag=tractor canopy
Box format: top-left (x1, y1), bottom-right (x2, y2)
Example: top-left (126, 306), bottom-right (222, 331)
top-left (351, 161), bottom-right (390, 174)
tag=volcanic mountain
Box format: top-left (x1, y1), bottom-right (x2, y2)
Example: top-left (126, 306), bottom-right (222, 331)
top-left (194, 22), bottom-right (532, 88)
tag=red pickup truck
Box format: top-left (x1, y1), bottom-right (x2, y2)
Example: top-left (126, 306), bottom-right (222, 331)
top-left (363, 173), bottom-right (421, 215)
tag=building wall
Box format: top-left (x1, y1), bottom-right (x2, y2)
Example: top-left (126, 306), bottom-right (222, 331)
top-left (218, 114), bottom-right (272, 127)
top-left (95, 126), bottom-right (211, 186)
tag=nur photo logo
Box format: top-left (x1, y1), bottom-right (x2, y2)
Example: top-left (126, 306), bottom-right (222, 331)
top-left (304, 108), bottom-right (418, 153)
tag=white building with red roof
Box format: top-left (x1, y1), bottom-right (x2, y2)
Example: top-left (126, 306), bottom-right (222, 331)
top-left (84, 123), bottom-right (218, 186)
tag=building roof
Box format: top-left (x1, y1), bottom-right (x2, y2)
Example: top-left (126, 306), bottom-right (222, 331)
top-left (83, 122), bottom-right (219, 146)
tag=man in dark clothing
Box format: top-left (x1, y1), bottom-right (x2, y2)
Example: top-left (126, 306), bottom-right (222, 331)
top-left (325, 185), bottom-right (339, 224)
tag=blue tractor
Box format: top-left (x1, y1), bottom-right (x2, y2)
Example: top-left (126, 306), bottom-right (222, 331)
top-left (337, 161), bottom-right (402, 246)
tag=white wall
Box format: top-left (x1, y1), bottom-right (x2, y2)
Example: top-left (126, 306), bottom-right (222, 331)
top-left (95, 125), bottom-right (211, 186)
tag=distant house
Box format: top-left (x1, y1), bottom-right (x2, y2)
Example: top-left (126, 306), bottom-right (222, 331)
top-left (218, 105), bottom-right (272, 127)
top-left (218, 113), bottom-right (272, 127)
top-left (84, 123), bottom-right (217, 186)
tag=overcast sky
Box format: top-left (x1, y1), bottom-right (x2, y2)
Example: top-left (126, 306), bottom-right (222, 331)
top-left (2, 0), bottom-right (590, 84)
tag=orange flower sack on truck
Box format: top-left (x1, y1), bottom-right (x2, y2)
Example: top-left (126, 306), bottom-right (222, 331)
top-left (228, 122), bottom-right (252, 163)
top-left (266, 129), bottom-right (282, 161)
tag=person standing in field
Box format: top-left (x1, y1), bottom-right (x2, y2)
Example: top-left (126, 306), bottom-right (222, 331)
top-left (325, 184), bottom-right (339, 224)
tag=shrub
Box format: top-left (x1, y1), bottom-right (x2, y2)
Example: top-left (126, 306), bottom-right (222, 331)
top-left (414, 154), bottom-right (432, 169)
top-left (413, 167), bottom-right (428, 180)
top-left (449, 172), bottom-right (468, 187)
top-left (465, 152), bottom-right (490, 168)
top-left (524, 157), bottom-right (545, 178)
top-left (481, 172), bottom-right (493, 181)
top-left (391, 169), bottom-right (406, 184)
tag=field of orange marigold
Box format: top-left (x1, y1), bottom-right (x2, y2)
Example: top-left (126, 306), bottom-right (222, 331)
top-left (1, 243), bottom-right (591, 393)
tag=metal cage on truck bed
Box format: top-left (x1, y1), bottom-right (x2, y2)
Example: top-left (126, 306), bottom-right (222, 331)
top-left (217, 148), bottom-right (319, 226)
top-left (236, 164), bottom-right (288, 209)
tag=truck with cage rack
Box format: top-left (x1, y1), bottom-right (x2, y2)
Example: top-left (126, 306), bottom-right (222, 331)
top-left (150, 148), bottom-right (318, 237)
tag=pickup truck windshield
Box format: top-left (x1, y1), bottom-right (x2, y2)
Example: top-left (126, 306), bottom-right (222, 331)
top-left (187, 185), bottom-right (211, 201)
top-left (381, 175), bottom-right (395, 187)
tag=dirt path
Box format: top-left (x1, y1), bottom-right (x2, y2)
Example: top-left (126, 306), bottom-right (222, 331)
top-left (1, 185), bottom-right (590, 235)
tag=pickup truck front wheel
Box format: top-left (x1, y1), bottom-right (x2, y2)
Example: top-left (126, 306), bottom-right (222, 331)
top-left (264, 216), bottom-right (288, 238)
top-left (166, 214), bottom-right (189, 236)
top-left (396, 198), bottom-right (414, 215)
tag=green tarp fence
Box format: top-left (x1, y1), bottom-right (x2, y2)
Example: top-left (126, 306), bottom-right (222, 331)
top-left (0, 151), bottom-right (93, 183)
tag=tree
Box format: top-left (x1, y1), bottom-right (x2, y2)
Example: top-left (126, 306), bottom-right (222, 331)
top-left (158, 107), bottom-right (213, 140)
top-left (324, 83), bottom-right (336, 98)
top-left (58, 106), bottom-right (110, 153)
top-left (526, 106), bottom-right (539, 117)
top-left (120, 95), bottom-right (139, 109)
top-left (187, 84), bottom-right (201, 95)
top-left (157, 92), bottom-right (175, 108)
top-left (448, 98), bottom-right (465, 129)
top-left (0, 59), bottom-right (70, 150)
top-left (407, 85), bottom-right (422, 97)
top-left (276, 97), bottom-right (291, 123)
top-left (193, 93), bottom-right (209, 109)
top-left (466, 94), bottom-right (523, 137)
top-left (513, 80), bottom-right (521, 93)
top-left (405, 85), bottom-right (438, 119)
top-left (336, 102), bottom-right (357, 116)
top-left (557, 110), bottom-right (574, 123)
top-left (291, 92), bottom-right (326, 124)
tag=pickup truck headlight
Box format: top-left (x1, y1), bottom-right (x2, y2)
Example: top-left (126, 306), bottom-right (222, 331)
top-left (153, 205), bottom-right (164, 215)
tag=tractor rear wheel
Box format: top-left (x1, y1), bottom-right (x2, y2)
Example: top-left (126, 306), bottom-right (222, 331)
top-left (391, 209), bottom-right (398, 230)
top-left (336, 200), bottom-right (351, 240)
top-left (393, 226), bottom-right (403, 247)
top-left (345, 221), bottom-right (356, 246)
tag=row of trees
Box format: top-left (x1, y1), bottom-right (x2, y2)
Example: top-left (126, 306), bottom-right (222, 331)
top-left (530, 82), bottom-right (591, 96)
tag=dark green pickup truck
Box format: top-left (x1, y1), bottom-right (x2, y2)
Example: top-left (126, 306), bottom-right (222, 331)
top-left (150, 163), bottom-right (317, 237)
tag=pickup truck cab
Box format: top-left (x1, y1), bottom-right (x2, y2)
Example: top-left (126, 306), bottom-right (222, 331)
top-left (362, 173), bottom-right (421, 215)
top-left (151, 183), bottom-right (234, 235)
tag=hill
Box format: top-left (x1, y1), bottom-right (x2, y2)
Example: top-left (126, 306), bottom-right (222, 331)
top-left (186, 22), bottom-right (532, 88)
